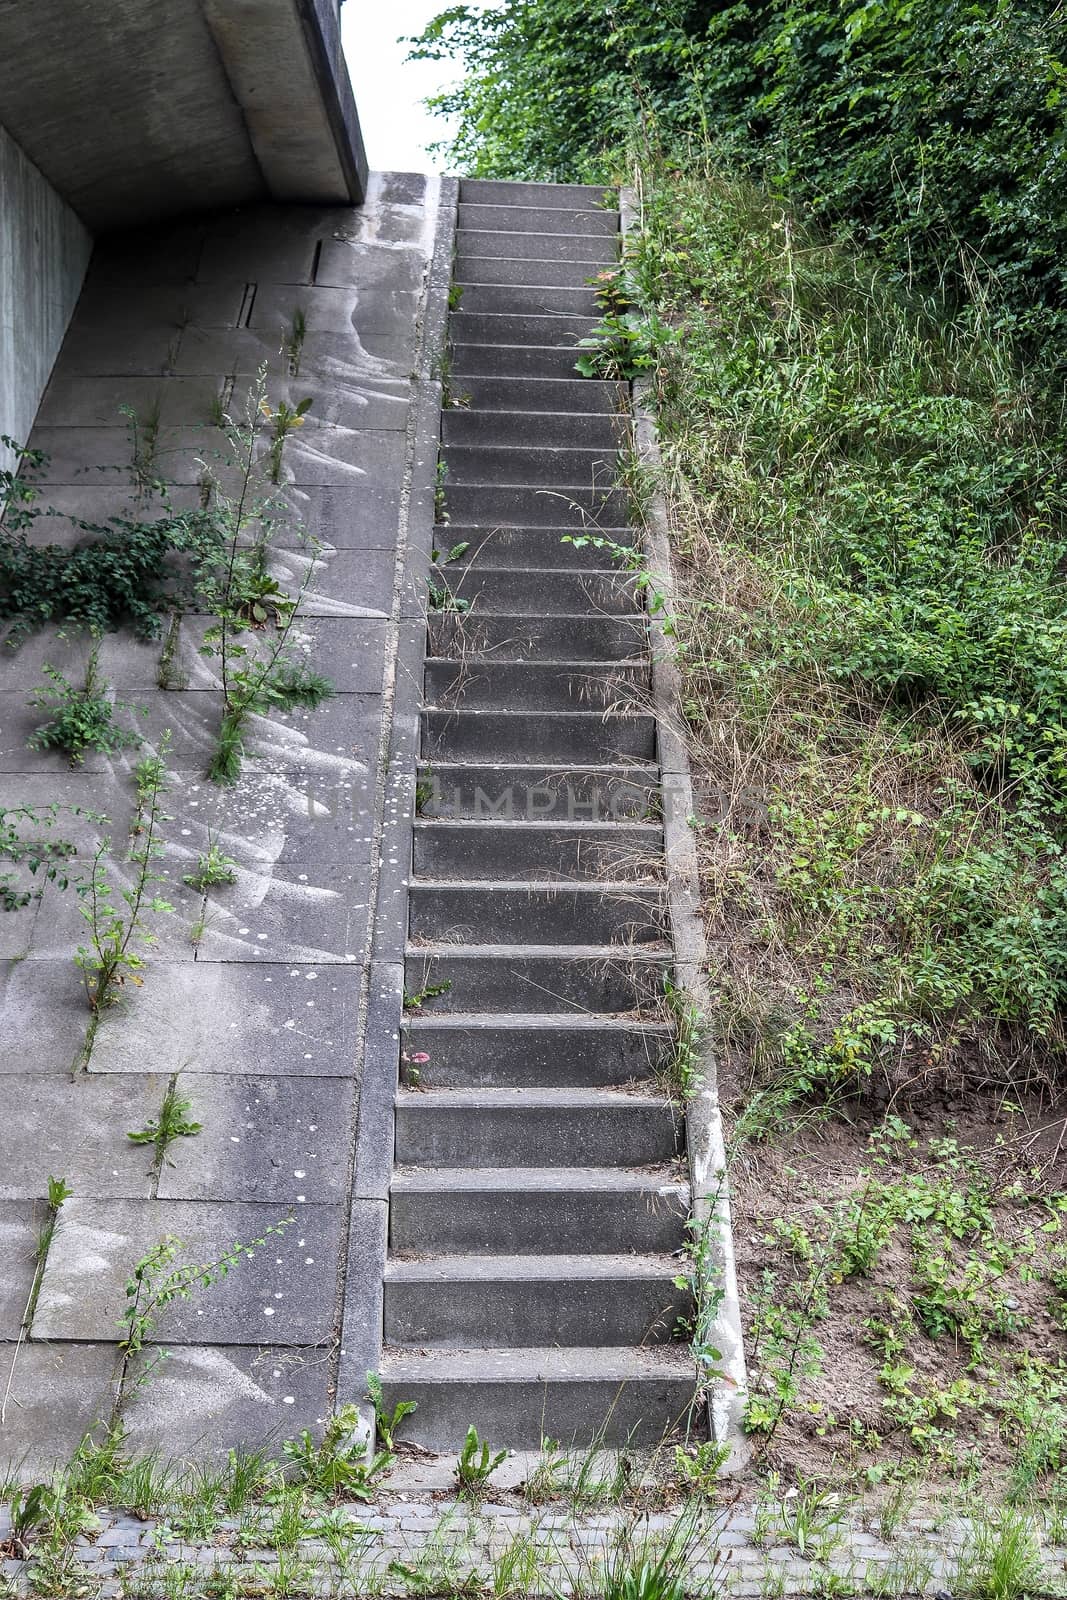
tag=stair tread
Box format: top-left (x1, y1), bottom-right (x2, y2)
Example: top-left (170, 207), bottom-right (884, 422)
top-left (392, 1166), bottom-right (688, 1190)
top-left (395, 1087), bottom-right (674, 1107)
top-left (405, 1011), bottom-right (670, 1030)
top-left (379, 1346), bottom-right (695, 1378)
top-left (412, 819), bottom-right (661, 833)
top-left (385, 1253), bottom-right (684, 1280)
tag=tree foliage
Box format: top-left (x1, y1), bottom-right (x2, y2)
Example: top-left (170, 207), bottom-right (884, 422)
top-left (413, 0), bottom-right (1067, 355)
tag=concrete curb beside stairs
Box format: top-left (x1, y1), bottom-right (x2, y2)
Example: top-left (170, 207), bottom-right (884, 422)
top-left (620, 186), bottom-right (751, 1472)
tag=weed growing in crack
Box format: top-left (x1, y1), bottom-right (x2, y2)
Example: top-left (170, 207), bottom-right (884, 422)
top-left (182, 838), bottom-right (238, 891)
top-left (262, 396), bottom-right (313, 484)
top-left (455, 1425), bottom-right (508, 1493)
top-left (119, 1217), bottom-right (293, 1380)
top-left (128, 1083), bottom-right (202, 1170)
top-left (0, 803), bottom-right (80, 912)
top-left (366, 1370), bottom-right (417, 1451)
top-left (282, 1404), bottom-right (393, 1501)
top-left (28, 642), bottom-right (143, 765)
top-left (1, 1175), bottom-right (72, 1428)
top-left (75, 741), bottom-right (173, 1010)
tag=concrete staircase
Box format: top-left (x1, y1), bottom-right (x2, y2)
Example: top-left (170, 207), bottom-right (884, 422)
top-left (378, 179), bottom-right (698, 1450)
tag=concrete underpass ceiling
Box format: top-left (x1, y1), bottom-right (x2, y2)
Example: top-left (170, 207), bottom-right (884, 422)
top-left (0, 0), bottom-right (366, 231)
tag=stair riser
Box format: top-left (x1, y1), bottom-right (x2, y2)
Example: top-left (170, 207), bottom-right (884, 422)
top-left (452, 344), bottom-right (589, 381)
top-left (429, 569), bottom-right (636, 615)
top-left (458, 203), bottom-right (619, 237)
top-left (394, 1102), bottom-right (682, 1167)
top-left (444, 445), bottom-right (619, 487)
top-left (455, 255), bottom-right (611, 290)
top-left (428, 612), bottom-right (646, 663)
top-left (402, 953), bottom-right (670, 1015)
top-left (442, 483), bottom-right (629, 525)
top-left (442, 411), bottom-right (625, 448)
top-left (384, 1278), bottom-right (690, 1348)
top-left (416, 765), bottom-right (659, 823)
top-left (421, 710), bottom-right (656, 763)
top-left (457, 284), bottom-right (601, 317)
top-left (451, 311), bottom-right (598, 348)
top-left (413, 823), bottom-right (663, 882)
top-left (401, 1021), bottom-right (669, 1086)
top-left (459, 179), bottom-right (615, 209)
top-left (456, 230), bottom-right (617, 264)
top-left (375, 1372), bottom-right (697, 1450)
top-left (408, 885), bottom-right (669, 946)
top-left (390, 1187), bottom-right (689, 1255)
top-left (433, 525), bottom-right (626, 566)
top-left (425, 662), bottom-right (647, 714)
top-left (453, 375), bottom-right (626, 412)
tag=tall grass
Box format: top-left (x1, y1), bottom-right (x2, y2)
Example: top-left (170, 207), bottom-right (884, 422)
top-left (629, 164), bottom-right (1067, 1108)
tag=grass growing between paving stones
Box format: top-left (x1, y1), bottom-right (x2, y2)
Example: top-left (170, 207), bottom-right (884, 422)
top-left (601, 157), bottom-right (1067, 1510)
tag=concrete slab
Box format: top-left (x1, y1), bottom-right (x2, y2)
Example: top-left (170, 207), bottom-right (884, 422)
top-left (160, 765), bottom-right (375, 868)
top-left (269, 543), bottom-right (395, 617)
top-left (189, 858), bottom-right (371, 964)
top-left (276, 483), bottom-right (403, 549)
top-left (86, 961), bottom-right (361, 1078)
top-left (33, 1198), bottom-right (343, 1345)
top-left (0, 958), bottom-right (92, 1073)
top-left (0, 1343), bottom-right (118, 1474)
top-left (0, 770), bottom-right (136, 849)
top-left (25, 866), bottom-right (203, 963)
top-left (315, 238), bottom-right (428, 292)
top-left (159, 1074), bottom-right (355, 1202)
top-left (251, 284), bottom-right (422, 338)
top-left (0, 1074), bottom-right (168, 1199)
top-left (0, 1201), bottom-right (41, 1338)
top-left (273, 427), bottom-right (409, 492)
top-left (118, 1343), bottom-right (330, 1458)
top-left (34, 373), bottom-right (222, 429)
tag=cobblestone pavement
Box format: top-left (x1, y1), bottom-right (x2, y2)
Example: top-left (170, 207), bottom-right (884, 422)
top-left (3, 1479), bottom-right (1065, 1598)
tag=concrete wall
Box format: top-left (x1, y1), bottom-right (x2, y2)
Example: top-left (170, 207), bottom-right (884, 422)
top-left (0, 124), bottom-right (92, 469)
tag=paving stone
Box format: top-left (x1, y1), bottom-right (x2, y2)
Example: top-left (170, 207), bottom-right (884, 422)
top-left (252, 284), bottom-right (423, 341)
top-left (0, 1073), bottom-right (168, 1199)
top-left (0, 769), bottom-right (137, 851)
top-left (34, 374), bottom-right (225, 430)
top-left (160, 763), bottom-right (376, 865)
top-left (0, 1202), bottom-right (41, 1338)
top-left (118, 1344), bottom-right (330, 1459)
top-left (86, 961), bottom-right (362, 1077)
top-left (0, 1342), bottom-right (118, 1473)
top-left (275, 482), bottom-right (403, 549)
top-left (269, 544), bottom-right (395, 618)
top-left (159, 1074), bottom-right (355, 1202)
top-left (275, 427), bottom-right (408, 493)
top-left (25, 864), bottom-right (202, 962)
top-left (0, 958), bottom-right (92, 1073)
top-left (196, 207), bottom-right (346, 283)
top-left (33, 1198), bottom-right (343, 1344)
top-left (189, 857), bottom-right (371, 964)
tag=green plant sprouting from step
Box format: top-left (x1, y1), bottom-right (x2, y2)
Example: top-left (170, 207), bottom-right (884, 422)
top-left (562, 533), bottom-right (674, 634)
top-left (74, 739), bottom-right (173, 1011)
top-left (366, 1370), bottom-right (417, 1451)
top-left (28, 642), bottom-right (143, 766)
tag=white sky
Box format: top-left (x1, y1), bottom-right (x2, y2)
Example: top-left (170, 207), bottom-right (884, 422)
top-left (341, 0), bottom-right (464, 174)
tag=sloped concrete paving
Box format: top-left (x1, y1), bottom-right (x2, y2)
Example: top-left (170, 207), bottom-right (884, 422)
top-left (0, 172), bottom-right (442, 1470)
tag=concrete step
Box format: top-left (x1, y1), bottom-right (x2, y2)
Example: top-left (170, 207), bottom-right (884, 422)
top-left (402, 946), bottom-right (670, 1015)
top-left (455, 229), bottom-right (617, 264)
top-left (428, 611), bottom-right (645, 664)
top-left (402, 1013), bottom-right (671, 1087)
top-left (377, 1345), bottom-right (697, 1449)
top-left (451, 376), bottom-right (624, 412)
top-left (424, 660), bottom-right (648, 714)
top-left (441, 410), bottom-right (624, 448)
top-left (412, 820), bottom-right (663, 883)
top-left (451, 311), bottom-right (598, 349)
top-left (389, 1166), bottom-right (689, 1255)
top-left (421, 708), bottom-right (656, 763)
top-left (455, 254), bottom-right (613, 290)
top-left (384, 1254), bottom-right (689, 1348)
top-left (441, 482), bottom-right (629, 525)
top-left (394, 1088), bottom-right (683, 1168)
top-left (457, 283), bottom-right (601, 317)
top-left (431, 524), bottom-right (630, 567)
top-left (459, 179), bottom-right (616, 209)
top-left (443, 444), bottom-right (618, 487)
top-left (428, 565), bottom-right (635, 615)
top-left (458, 202), bottom-right (619, 237)
top-left (452, 343), bottom-right (589, 381)
top-left (416, 762), bottom-right (659, 821)
top-left (407, 881), bottom-right (669, 946)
